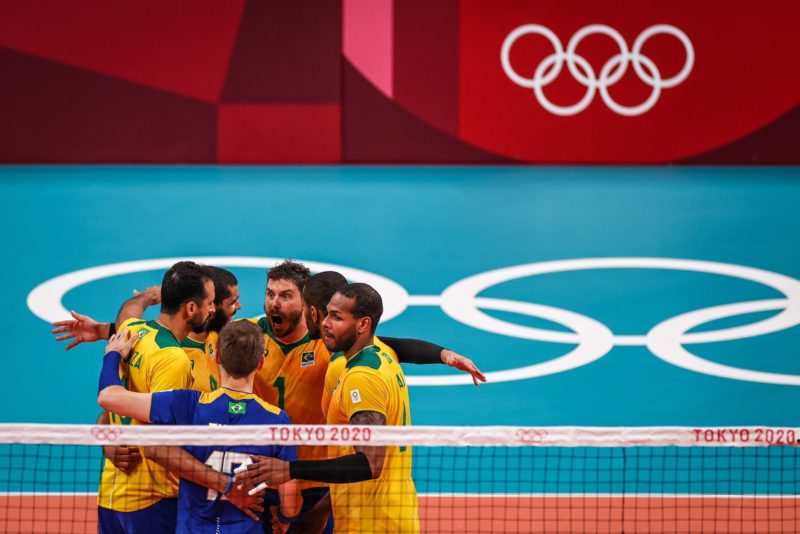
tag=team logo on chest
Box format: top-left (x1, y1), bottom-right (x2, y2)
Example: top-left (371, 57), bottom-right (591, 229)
top-left (228, 401), bottom-right (246, 415)
top-left (300, 351), bottom-right (316, 367)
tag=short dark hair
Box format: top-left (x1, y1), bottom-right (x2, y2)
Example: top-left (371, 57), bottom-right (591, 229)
top-left (303, 271), bottom-right (347, 313)
top-left (204, 266), bottom-right (238, 305)
top-left (218, 321), bottom-right (264, 378)
top-left (337, 283), bottom-right (383, 334)
top-left (160, 261), bottom-right (210, 314)
top-left (267, 260), bottom-right (311, 291)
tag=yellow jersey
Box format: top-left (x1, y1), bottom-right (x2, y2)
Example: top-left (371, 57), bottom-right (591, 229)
top-left (321, 336), bottom-right (397, 419)
top-left (98, 318), bottom-right (193, 512)
top-left (181, 331), bottom-right (221, 393)
top-left (249, 318), bottom-right (331, 492)
top-left (326, 344), bottom-right (419, 533)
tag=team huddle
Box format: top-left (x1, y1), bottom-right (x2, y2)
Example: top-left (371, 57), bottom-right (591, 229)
top-left (53, 260), bottom-right (485, 533)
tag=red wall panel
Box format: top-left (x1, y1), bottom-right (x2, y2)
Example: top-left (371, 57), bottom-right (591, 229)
top-left (0, 0), bottom-right (797, 163)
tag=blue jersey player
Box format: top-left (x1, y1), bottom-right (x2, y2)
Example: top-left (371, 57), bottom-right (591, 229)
top-left (98, 320), bottom-right (301, 534)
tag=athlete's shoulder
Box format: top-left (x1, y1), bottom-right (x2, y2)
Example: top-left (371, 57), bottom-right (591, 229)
top-left (119, 317), bottom-right (147, 330)
top-left (131, 320), bottom-right (183, 350)
top-left (251, 396), bottom-right (284, 417)
top-left (181, 335), bottom-right (206, 351)
top-left (373, 337), bottom-right (399, 361)
top-left (345, 345), bottom-right (386, 371)
top-left (198, 388), bottom-right (227, 405)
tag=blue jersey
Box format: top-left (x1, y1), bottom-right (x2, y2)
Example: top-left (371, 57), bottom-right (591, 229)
top-left (150, 387), bottom-right (296, 534)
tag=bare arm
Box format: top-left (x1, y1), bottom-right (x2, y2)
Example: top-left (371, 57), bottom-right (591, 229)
top-left (97, 411), bottom-right (142, 474)
top-left (350, 411), bottom-right (387, 478)
top-left (288, 492), bottom-right (330, 534)
top-left (277, 479), bottom-right (301, 520)
top-left (115, 286), bottom-right (161, 329)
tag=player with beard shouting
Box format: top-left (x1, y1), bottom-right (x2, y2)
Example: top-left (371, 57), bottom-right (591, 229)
top-left (247, 262), bottom-right (484, 533)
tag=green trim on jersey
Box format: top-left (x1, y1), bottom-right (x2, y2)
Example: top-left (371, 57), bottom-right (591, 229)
top-left (126, 320), bottom-right (146, 327)
top-left (268, 330), bottom-right (311, 354)
top-left (181, 336), bottom-right (206, 350)
top-left (146, 320), bottom-right (182, 349)
top-left (257, 316), bottom-right (311, 354)
top-left (345, 345), bottom-right (382, 371)
top-left (256, 317), bottom-right (269, 333)
top-left (330, 351), bottom-right (345, 362)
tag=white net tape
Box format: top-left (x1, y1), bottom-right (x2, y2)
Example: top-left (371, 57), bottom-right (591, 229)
top-left (0, 424), bottom-right (796, 448)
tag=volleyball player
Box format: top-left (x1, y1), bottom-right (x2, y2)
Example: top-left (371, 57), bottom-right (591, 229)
top-left (96, 261), bottom-right (215, 534)
top-left (236, 283), bottom-right (419, 532)
top-left (98, 320), bottom-right (300, 534)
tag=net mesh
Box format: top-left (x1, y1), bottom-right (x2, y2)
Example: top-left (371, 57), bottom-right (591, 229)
top-left (0, 424), bottom-right (797, 533)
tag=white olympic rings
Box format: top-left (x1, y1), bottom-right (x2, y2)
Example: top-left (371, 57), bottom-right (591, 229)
top-left (500, 24), bottom-right (694, 116)
top-left (28, 257), bottom-right (800, 387)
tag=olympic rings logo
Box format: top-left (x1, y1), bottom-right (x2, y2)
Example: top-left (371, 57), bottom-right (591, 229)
top-left (500, 24), bottom-right (694, 116)
top-left (516, 429), bottom-right (548, 444)
top-left (28, 257), bottom-right (800, 387)
top-left (90, 427), bottom-right (121, 442)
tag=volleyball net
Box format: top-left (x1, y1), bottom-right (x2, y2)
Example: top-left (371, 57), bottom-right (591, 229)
top-left (0, 424), bottom-right (797, 533)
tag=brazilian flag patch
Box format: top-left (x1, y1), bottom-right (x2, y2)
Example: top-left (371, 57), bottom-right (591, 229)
top-left (301, 351), bottom-right (316, 367)
top-left (228, 401), bottom-right (246, 415)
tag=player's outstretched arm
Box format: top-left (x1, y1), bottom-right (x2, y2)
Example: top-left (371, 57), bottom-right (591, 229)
top-left (441, 349), bottom-right (486, 385)
top-left (235, 413), bottom-right (387, 489)
top-left (96, 330), bottom-right (152, 422)
top-left (115, 285), bottom-right (161, 329)
top-left (380, 337), bottom-right (487, 385)
top-left (52, 310), bottom-right (111, 350)
top-left (144, 446), bottom-right (266, 521)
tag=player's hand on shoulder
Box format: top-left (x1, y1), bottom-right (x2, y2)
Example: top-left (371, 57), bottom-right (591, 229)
top-left (105, 328), bottom-right (139, 359)
top-left (442, 349), bottom-right (487, 386)
top-left (52, 310), bottom-right (109, 350)
top-left (103, 445), bottom-right (142, 473)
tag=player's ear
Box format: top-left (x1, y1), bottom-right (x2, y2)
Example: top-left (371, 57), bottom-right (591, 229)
top-left (214, 351), bottom-right (221, 364)
top-left (357, 316), bottom-right (371, 335)
top-left (185, 300), bottom-right (197, 315)
top-left (256, 357), bottom-right (264, 371)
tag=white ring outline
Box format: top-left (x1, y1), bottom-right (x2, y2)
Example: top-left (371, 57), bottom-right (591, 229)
top-left (500, 23), bottom-right (694, 116)
top-left (408, 296), bottom-right (613, 386)
top-left (27, 257), bottom-right (800, 387)
top-left (440, 258), bottom-right (800, 346)
top-left (500, 24), bottom-right (564, 89)
top-left (647, 299), bottom-right (799, 385)
top-left (533, 53), bottom-right (596, 116)
top-left (565, 24), bottom-right (628, 87)
top-left (599, 53), bottom-right (662, 116)
top-left (26, 257), bottom-right (409, 325)
top-left (632, 24), bottom-right (694, 88)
